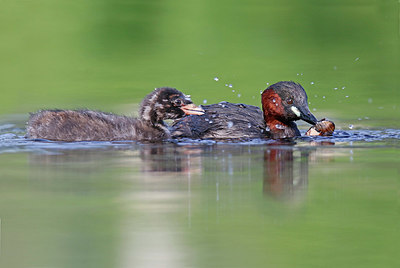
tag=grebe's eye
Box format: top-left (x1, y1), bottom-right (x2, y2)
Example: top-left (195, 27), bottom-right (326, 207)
top-left (287, 98), bottom-right (293, 105)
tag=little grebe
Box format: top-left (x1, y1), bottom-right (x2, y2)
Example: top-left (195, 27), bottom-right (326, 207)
top-left (171, 81), bottom-right (318, 139)
top-left (26, 87), bottom-right (204, 142)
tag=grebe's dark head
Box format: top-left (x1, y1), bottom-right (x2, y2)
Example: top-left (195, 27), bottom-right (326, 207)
top-left (261, 81), bottom-right (317, 125)
top-left (140, 87), bottom-right (204, 123)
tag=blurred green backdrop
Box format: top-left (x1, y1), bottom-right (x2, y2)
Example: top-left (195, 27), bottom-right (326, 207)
top-left (1, 0), bottom-right (399, 127)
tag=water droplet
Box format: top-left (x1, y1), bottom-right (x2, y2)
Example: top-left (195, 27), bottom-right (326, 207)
top-left (272, 99), bottom-right (276, 103)
top-left (308, 102), bottom-right (311, 105)
top-left (237, 94), bottom-right (241, 98)
top-left (314, 95), bottom-right (318, 98)
top-left (228, 84), bottom-right (233, 88)
top-left (275, 124), bottom-right (285, 130)
top-left (342, 86), bottom-right (346, 89)
top-left (247, 123), bottom-right (251, 128)
top-left (334, 87), bottom-right (338, 90)
top-left (345, 96), bottom-right (349, 98)
top-left (275, 103), bottom-right (278, 106)
top-left (310, 82), bottom-right (314, 85)
top-left (227, 121), bottom-right (233, 128)
top-left (225, 84), bottom-right (228, 87)
top-left (358, 118), bottom-right (362, 121)
top-left (260, 90), bottom-right (263, 94)
top-left (313, 108), bottom-right (317, 111)
top-left (368, 98), bottom-right (373, 103)
top-left (232, 89), bottom-right (235, 92)
top-left (355, 57), bottom-right (359, 61)
top-left (266, 82), bottom-right (269, 86)
top-left (209, 120), bottom-right (213, 124)
top-left (300, 73), bottom-right (303, 76)
top-left (265, 126), bottom-right (271, 132)
top-left (296, 73), bottom-right (299, 76)
top-left (323, 96), bottom-right (326, 99)
top-left (214, 77), bottom-right (219, 81)
top-left (349, 124), bottom-right (354, 129)
top-left (205, 118), bottom-right (209, 121)
top-left (364, 117), bottom-right (369, 120)
top-left (203, 99), bottom-right (207, 104)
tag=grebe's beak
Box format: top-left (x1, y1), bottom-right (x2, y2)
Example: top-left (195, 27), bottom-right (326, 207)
top-left (299, 107), bottom-right (318, 125)
top-left (292, 106), bottom-right (318, 125)
top-left (181, 103), bottom-right (205, 115)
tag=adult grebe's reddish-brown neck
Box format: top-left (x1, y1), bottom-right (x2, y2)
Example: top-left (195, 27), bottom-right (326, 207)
top-left (261, 88), bottom-right (291, 133)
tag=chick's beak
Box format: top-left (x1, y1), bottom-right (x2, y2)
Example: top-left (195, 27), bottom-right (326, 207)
top-left (181, 103), bottom-right (205, 115)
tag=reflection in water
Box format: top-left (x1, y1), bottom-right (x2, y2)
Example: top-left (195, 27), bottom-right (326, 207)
top-left (24, 141), bottom-right (337, 268)
top-left (263, 147), bottom-right (309, 200)
top-left (139, 144), bottom-right (202, 173)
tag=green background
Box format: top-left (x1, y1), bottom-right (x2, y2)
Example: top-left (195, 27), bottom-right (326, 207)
top-left (1, 0), bottom-right (398, 128)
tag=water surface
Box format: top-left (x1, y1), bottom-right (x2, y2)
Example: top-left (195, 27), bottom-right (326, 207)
top-left (0, 122), bottom-right (399, 267)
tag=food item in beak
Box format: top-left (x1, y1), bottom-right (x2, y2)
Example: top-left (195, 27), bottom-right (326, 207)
top-left (306, 119), bottom-right (335, 136)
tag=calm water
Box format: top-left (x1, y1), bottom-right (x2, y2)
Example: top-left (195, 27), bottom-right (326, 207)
top-left (1, 0), bottom-right (399, 267)
top-left (0, 122), bottom-right (399, 267)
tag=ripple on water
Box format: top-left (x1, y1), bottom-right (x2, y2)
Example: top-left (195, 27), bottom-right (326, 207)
top-left (0, 124), bottom-right (400, 154)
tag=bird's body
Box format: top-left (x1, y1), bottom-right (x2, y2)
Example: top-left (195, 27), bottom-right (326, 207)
top-left (172, 81), bottom-right (318, 140)
top-left (172, 102), bottom-right (267, 140)
top-left (26, 87), bottom-right (204, 142)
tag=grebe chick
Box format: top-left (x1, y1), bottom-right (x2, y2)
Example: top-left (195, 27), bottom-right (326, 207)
top-left (26, 87), bottom-right (204, 142)
top-left (171, 81), bottom-right (318, 140)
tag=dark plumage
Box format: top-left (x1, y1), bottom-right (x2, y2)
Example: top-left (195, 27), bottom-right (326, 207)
top-left (26, 87), bottom-right (204, 142)
top-left (171, 81), bottom-right (318, 140)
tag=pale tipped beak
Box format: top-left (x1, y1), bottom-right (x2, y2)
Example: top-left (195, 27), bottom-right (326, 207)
top-left (181, 103), bottom-right (205, 115)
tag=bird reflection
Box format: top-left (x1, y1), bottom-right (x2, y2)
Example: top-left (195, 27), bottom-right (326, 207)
top-left (139, 144), bottom-right (202, 173)
top-left (28, 139), bottom-right (334, 202)
top-left (263, 146), bottom-right (309, 200)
